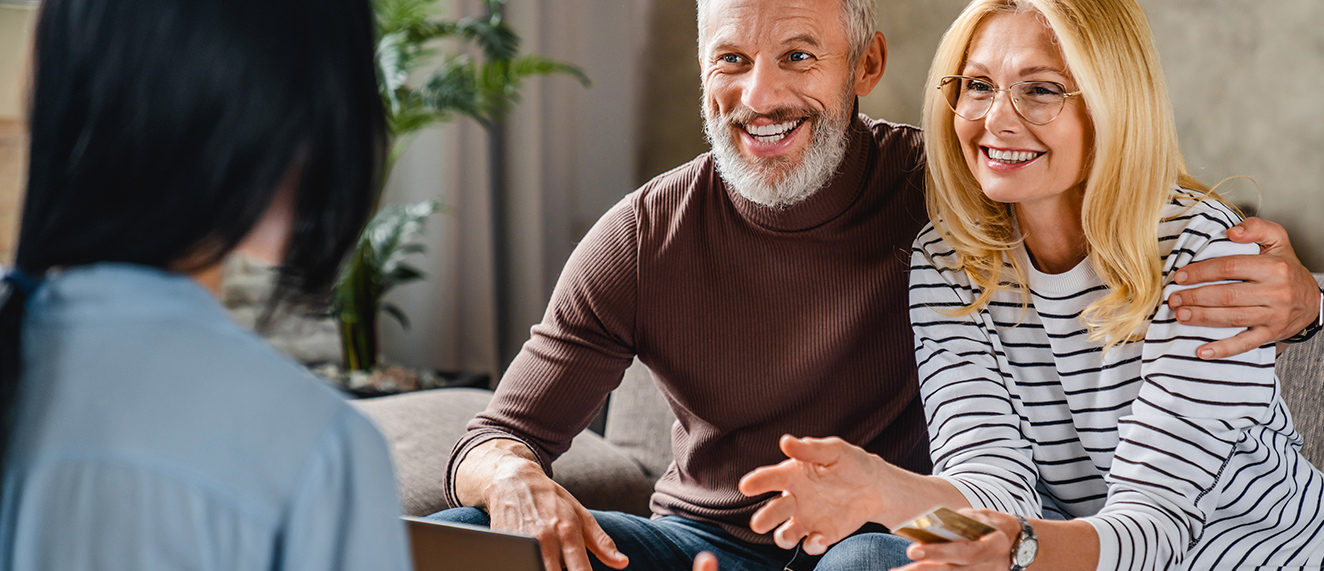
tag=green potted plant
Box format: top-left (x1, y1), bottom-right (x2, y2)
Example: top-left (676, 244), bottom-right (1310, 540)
top-left (325, 0), bottom-right (588, 391)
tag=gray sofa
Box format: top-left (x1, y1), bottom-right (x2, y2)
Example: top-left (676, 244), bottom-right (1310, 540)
top-left (354, 276), bottom-right (1324, 518)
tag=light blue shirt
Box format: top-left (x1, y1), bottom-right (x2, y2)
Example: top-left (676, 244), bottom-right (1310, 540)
top-left (0, 264), bottom-right (410, 570)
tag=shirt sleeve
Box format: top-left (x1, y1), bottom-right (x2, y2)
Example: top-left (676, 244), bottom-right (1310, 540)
top-left (909, 226), bottom-right (1044, 518)
top-left (1084, 212), bottom-right (1272, 571)
top-left (445, 195), bottom-right (640, 505)
top-left (280, 406), bottom-right (411, 571)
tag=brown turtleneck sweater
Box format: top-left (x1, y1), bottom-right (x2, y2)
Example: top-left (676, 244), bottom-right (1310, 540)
top-left (446, 116), bottom-right (931, 544)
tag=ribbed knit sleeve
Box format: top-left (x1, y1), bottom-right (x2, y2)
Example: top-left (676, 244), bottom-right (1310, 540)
top-left (444, 196), bottom-right (639, 506)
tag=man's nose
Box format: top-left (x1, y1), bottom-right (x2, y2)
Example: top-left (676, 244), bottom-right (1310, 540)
top-left (740, 57), bottom-right (792, 114)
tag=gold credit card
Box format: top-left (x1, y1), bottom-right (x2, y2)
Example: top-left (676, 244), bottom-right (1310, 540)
top-left (893, 507), bottom-right (999, 544)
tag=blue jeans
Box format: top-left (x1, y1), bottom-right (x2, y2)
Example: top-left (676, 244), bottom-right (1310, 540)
top-left (428, 507), bottom-right (912, 571)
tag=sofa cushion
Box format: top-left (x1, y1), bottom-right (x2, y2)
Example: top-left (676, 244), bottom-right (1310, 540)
top-left (353, 388), bottom-right (655, 517)
top-left (604, 359), bottom-right (678, 479)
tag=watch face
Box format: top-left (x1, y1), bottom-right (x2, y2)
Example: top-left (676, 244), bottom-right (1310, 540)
top-left (1014, 536), bottom-right (1038, 565)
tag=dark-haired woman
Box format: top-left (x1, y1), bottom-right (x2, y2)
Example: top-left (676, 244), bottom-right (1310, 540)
top-left (0, 0), bottom-right (408, 568)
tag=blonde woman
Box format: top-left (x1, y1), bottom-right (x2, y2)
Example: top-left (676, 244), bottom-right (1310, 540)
top-left (736, 0), bottom-right (1324, 569)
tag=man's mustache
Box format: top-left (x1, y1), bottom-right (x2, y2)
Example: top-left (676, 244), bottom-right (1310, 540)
top-left (717, 104), bottom-right (821, 128)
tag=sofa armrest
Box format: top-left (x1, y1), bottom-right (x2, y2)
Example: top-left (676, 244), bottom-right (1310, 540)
top-left (352, 388), bottom-right (656, 517)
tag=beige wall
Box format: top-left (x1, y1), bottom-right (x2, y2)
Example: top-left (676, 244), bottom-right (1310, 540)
top-left (0, 5), bottom-right (33, 265)
top-left (0, 5), bottom-right (34, 119)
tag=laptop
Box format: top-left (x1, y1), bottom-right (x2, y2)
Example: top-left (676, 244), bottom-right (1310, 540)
top-left (404, 516), bottom-right (545, 571)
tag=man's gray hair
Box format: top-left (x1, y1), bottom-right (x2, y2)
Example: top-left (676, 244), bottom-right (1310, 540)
top-left (696, 0), bottom-right (877, 64)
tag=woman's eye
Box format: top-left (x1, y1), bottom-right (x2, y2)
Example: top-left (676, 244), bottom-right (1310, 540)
top-left (967, 80), bottom-right (994, 92)
top-left (1028, 84), bottom-right (1063, 96)
top-left (789, 52), bottom-right (812, 62)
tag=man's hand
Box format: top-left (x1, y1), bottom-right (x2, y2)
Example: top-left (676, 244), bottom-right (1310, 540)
top-left (738, 435), bottom-right (889, 554)
top-left (897, 509), bottom-right (1016, 571)
top-left (456, 439), bottom-right (629, 571)
top-left (1167, 217), bottom-right (1321, 359)
top-left (692, 552), bottom-right (718, 571)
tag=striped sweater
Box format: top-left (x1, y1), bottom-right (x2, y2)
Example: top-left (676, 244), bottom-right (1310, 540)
top-left (910, 197), bottom-right (1324, 570)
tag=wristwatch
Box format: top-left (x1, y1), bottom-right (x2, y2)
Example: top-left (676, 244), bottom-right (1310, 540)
top-left (1010, 516), bottom-right (1038, 571)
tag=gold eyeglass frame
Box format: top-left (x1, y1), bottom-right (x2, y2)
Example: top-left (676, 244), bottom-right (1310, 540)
top-left (937, 75), bottom-right (1082, 126)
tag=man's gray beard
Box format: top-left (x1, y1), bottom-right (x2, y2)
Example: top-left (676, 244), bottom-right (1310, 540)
top-left (704, 99), bottom-right (853, 209)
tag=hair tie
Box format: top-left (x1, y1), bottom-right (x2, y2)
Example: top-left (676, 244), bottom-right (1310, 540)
top-left (3, 269), bottom-right (43, 297)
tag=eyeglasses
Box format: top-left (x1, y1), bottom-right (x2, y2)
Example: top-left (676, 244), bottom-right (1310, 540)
top-left (937, 75), bottom-right (1081, 126)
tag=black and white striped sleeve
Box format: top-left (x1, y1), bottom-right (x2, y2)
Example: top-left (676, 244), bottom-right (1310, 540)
top-left (909, 225), bottom-right (1043, 518)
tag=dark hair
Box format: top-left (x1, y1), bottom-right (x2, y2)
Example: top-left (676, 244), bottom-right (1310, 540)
top-left (0, 0), bottom-right (386, 473)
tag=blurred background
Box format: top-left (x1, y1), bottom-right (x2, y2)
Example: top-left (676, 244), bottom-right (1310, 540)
top-left (0, 0), bottom-right (1321, 382)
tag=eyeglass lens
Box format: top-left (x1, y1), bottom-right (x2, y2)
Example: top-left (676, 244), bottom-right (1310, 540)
top-left (941, 77), bottom-right (1068, 125)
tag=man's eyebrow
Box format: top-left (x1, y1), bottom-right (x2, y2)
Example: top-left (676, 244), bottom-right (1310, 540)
top-left (784, 34), bottom-right (823, 49)
top-left (706, 39), bottom-right (742, 55)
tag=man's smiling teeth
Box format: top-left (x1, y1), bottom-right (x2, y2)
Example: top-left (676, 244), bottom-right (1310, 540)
top-left (986, 148), bottom-right (1043, 164)
top-left (744, 119), bottom-right (802, 143)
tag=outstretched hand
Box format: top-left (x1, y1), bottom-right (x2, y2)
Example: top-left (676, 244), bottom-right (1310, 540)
top-left (738, 435), bottom-right (888, 554)
top-left (1167, 217), bottom-right (1321, 359)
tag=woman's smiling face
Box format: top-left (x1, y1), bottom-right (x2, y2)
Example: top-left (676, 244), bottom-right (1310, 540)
top-left (954, 11), bottom-right (1093, 210)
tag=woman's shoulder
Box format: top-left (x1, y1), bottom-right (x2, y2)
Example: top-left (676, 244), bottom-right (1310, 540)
top-left (1158, 191), bottom-right (1255, 266)
top-left (1158, 191), bottom-right (1243, 239)
top-left (912, 221), bottom-right (960, 259)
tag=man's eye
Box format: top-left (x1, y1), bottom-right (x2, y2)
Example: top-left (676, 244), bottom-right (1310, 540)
top-left (720, 54), bottom-right (742, 64)
top-left (789, 52), bottom-right (812, 62)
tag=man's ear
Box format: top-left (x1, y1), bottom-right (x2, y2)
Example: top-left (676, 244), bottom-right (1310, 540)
top-left (853, 32), bottom-right (887, 97)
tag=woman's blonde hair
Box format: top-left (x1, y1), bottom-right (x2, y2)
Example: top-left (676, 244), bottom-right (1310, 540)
top-left (922, 0), bottom-right (1217, 349)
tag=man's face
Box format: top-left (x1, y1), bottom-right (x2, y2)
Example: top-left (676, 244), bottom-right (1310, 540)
top-left (699, 0), bottom-right (860, 207)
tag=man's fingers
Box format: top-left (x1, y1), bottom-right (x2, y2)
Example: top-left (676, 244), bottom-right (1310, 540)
top-left (803, 532), bottom-right (837, 556)
top-left (773, 519), bottom-right (807, 550)
top-left (779, 434), bottom-right (846, 465)
top-left (1174, 304), bottom-right (1275, 330)
top-left (692, 551), bottom-right (719, 571)
top-left (738, 460), bottom-right (796, 497)
top-left (529, 515), bottom-right (592, 571)
top-left (1169, 282), bottom-right (1278, 310)
top-left (560, 536), bottom-right (597, 571)
top-left (1227, 217), bottom-right (1289, 253)
top-left (537, 537), bottom-right (565, 571)
top-left (748, 493), bottom-right (798, 534)
top-left (579, 508), bottom-right (629, 569)
top-left (1173, 255), bottom-right (1274, 286)
top-left (1197, 326), bottom-right (1275, 361)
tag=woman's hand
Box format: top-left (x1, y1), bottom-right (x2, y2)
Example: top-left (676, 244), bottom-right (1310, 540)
top-left (738, 435), bottom-right (890, 554)
top-left (898, 509), bottom-right (1018, 571)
